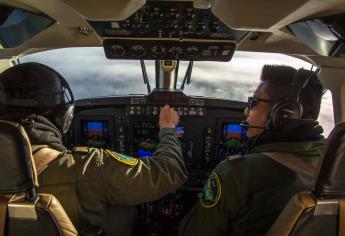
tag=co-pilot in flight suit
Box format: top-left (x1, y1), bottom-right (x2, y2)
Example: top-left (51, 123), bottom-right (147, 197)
top-left (34, 128), bottom-right (187, 235)
top-left (179, 140), bottom-right (325, 236)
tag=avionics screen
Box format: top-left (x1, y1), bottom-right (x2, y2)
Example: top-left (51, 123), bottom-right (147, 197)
top-left (222, 123), bottom-right (244, 140)
top-left (133, 122), bottom-right (184, 158)
top-left (133, 121), bottom-right (159, 158)
top-left (81, 120), bottom-right (110, 147)
top-left (218, 123), bottom-right (246, 156)
top-left (176, 126), bottom-right (184, 138)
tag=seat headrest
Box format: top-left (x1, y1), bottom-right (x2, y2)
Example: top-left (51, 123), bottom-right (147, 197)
top-left (314, 122), bottom-right (345, 197)
top-left (0, 120), bottom-right (38, 195)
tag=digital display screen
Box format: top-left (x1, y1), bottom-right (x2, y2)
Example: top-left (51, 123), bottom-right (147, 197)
top-left (133, 121), bottom-right (159, 158)
top-left (222, 123), bottom-right (244, 140)
top-left (81, 120), bottom-right (110, 148)
top-left (216, 123), bottom-right (246, 157)
top-left (133, 122), bottom-right (185, 158)
top-left (176, 126), bottom-right (184, 138)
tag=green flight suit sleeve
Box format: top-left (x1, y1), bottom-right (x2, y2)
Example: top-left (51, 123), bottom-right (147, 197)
top-left (102, 128), bottom-right (188, 205)
top-left (179, 160), bottom-right (242, 236)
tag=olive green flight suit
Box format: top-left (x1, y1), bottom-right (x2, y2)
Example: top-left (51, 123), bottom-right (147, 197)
top-left (35, 128), bottom-right (187, 233)
top-left (180, 140), bottom-right (325, 236)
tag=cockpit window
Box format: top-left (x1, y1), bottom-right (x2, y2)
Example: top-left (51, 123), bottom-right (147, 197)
top-left (0, 5), bottom-right (54, 48)
top-left (21, 48), bottom-right (151, 98)
top-left (20, 47), bottom-right (334, 135)
top-left (20, 48), bottom-right (312, 100)
top-left (176, 52), bottom-right (311, 101)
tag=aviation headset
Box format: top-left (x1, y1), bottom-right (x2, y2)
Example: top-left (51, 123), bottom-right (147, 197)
top-left (267, 68), bottom-right (318, 129)
top-left (0, 62), bottom-right (75, 134)
top-left (52, 76), bottom-right (75, 134)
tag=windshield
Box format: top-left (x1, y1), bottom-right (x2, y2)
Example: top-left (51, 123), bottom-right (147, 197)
top-left (20, 47), bottom-right (335, 136)
top-left (20, 47), bottom-right (311, 101)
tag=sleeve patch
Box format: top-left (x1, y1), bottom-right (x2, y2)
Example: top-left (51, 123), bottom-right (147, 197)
top-left (105, 150), bottom-right (138, 166)
top-left (73, 146), bottom-right (89, 154)
top-left (200, 172), bottom-right (222, 208)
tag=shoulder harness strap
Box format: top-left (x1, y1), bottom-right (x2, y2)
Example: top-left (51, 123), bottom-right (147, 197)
top-left (33, 148), bottom-right (61, 175)
top-left (339, 198), bottom-right (345, 236)
top-left (262, 152), bottom-right (316, 184)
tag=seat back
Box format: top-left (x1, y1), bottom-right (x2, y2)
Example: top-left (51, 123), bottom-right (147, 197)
top-left (0, 120), bottom-right (77, 236)
top-left (266, 191), bottom-right (340, 236)
top-left (267, 122), bottom-right (345, 236)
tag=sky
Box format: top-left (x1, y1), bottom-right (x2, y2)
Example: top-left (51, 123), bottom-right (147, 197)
top-left (20, 47), bottom-right (335, 136)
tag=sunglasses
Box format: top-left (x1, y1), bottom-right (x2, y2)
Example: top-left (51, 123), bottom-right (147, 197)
top-left (247, 96), bottom-right (276, 110)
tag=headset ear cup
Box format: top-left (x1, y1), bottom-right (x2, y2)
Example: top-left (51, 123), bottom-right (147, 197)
top-left (54, 103), bottom-right (74, 134)
top-left (270, 102), bottom-right (302, 128)
top-left (61, 104), bottom-right (74, 134)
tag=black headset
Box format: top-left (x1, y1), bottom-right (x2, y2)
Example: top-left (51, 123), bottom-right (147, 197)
top-left (267, 68), bottom-right (318, 129)
top-left (53, 75), bottom-right (75, 134)
top-left (4, 65), bottom-right (75, 134)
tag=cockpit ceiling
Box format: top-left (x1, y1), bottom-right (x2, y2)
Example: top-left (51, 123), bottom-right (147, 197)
top-left (0, 0), bottom-right (344, 59)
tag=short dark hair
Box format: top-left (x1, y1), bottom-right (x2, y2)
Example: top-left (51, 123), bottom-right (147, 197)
top-left (260, 65), bottom-right (324, 120)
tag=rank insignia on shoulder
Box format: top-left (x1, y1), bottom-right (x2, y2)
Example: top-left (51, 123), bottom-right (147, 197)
top-left (105, 150), bottom-right (138, 166)
top-left (200, 172), bottom-right (222, 208)
top-left (73, 146), bottom-right (90, 154)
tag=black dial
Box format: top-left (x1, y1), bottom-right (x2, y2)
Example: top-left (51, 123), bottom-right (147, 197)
top-left (185, 46), bottom-right (200, 59)
top-left (151, 45), bottom-right (166, 57)
top-left (130, 45), bottom-right (147, 57)
top-left (169, 46), bottom-right (184, 58)
top-left (110, 45), bottom-right (125, 56)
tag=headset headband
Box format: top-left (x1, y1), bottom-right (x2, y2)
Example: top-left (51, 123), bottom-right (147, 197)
top-left (5, 67), bottom-right (74, 108)
top-left (286, 67), bottom-right (319, 102)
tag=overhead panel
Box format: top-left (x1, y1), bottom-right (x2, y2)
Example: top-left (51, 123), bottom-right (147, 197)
top-left (89, 1), bottom-right (248, 61)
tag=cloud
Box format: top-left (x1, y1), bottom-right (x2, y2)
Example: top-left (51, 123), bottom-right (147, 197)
top-left (20, 47), bottom-right (334, 135)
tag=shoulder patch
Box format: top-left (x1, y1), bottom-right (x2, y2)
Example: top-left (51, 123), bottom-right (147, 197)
top-left (105, 150), bottom-right (138, 166)
top-left (73, 146), bottom-right (90, 154)
top-left (200, 172), bottom-right (222, 208)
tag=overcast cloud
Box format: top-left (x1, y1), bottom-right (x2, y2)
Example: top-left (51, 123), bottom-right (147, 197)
top-left (21, 48), bottom-right (334, 136)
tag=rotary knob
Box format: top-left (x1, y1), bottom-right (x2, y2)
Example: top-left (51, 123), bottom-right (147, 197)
top-left (130, 45), bottom-right (146, 57)
top-left (110, 45), bottom-right (125, 56)
top-left (151, 45), bottom-right (166, 58)
top-left (196, 24), bottom-right (207, 34)
top-left (185, 46), bottom-right (200, 59)
top-left (169, 47), bottom-right (184, 59)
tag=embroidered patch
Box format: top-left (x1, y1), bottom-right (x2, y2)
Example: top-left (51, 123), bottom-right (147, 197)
top-left (106, 150), bottom-right (138, 166)
top-left (200, 172), bottom-right (222, 208)
top-left (73, 146), bottom-right (89, 154)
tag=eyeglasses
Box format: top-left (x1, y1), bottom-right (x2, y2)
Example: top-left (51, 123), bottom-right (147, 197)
top-left (247, 96), bottom-right (276, 110)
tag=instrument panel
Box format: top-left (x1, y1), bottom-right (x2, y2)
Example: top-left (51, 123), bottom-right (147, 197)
top-left (103, 39), bottom-right (236, 61)
top-left (63, 92), bottom-right (247, 235)
top-left (90, 1), bottom-right (248, 61)
top-left (89, 1), bottom-right (247, 40)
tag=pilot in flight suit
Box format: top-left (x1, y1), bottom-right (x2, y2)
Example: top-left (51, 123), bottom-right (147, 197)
top-left (0, 62), bottom-right (188, 235)
top-left (180, 65), bottom-right (326, 236)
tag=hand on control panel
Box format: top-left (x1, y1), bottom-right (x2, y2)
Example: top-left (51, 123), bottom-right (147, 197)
top-left (159, 105), bottom-right (179, 129)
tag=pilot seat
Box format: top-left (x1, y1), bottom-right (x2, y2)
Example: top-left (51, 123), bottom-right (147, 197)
top-left (0, 120), bottom-right (77, 236)
top-left (267, 122), bottom-right (345, 236)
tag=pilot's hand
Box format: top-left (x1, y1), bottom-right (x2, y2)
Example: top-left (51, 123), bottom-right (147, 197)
top-left (159, 105), bottom-right (179, 129)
